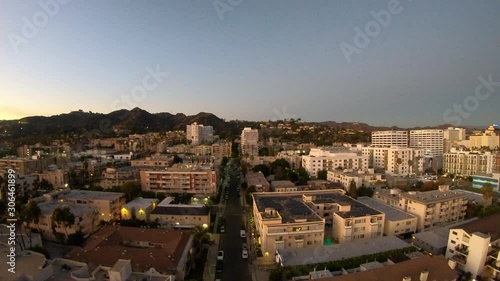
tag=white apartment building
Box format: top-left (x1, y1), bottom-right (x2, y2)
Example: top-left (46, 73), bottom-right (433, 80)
top-left (121, 197), bottom-right (158, 221)
top-left (443, 149), bottom-right (494, 176)
top-left (371, 131), bottom-right (408, 147)
top-left (140, 164), bottom-right (217, 195)
top-left (241, 127), bottom-right (259, 157)
top-left (362, 146), bottom-right (425, 176)
top-left (409, 129), bottom-right (445, 157)
top-left (327, 168), bottom-right (385, 189)
top-left (445, 213), bottom-right (500, 279)
top-left (373, 187), bottom-right (467, 232)
top-left (32, 169), bottom-right (66, 189)
top-left (186, 122), bottom-right (214, 145)
top-left (99, 167), bottom-right (139, 189)
top-left (301, 147), bottom-right (368, 177)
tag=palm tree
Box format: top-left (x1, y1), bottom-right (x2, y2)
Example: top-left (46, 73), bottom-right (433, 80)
top-left (395, 158), bottom-right (402, 176)
top-left (191, 225), bottom-right (210, 254)
top-left (480, 183), bottom-right (493, 207)
top-left (19, 201), bottom-right (41, 246)
top-left (52, 207), bottom-right (75, 240)
top-left (407, 159), bottom-right (414, 175)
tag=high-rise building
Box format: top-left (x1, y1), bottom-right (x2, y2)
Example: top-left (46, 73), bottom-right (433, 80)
top-left (186, 122), bottom-right (214, 145)
top-left (444, 127), bottom-right (467, 141)
top-left (409, 130), bottom-right (445, 157)
top-left (469, 125), bottom-right (500, 150)
top-left (371, 131), bottom-right (408, 147)
top-left (362, 146), bottom-right (425, 175)
top-left (241, 127), bottom-right (259, 157)
top-left (443, 149), bottom-right (494, 176)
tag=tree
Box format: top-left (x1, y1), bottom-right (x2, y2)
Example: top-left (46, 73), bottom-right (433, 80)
top-left (480, 182), bottom-right (493, 207)
top-left (357, 185), bottom-right (374, 197)
top-left (407, 160), bottom-right (414, 175)
top-left (19, 201), bottom-right (41, 246)
top-left (120, 182), bottom-right (142, 202)
top-left (348, 180), bottom-right (357, 199)
top-left (51, 207), bottom-right (75, 239)
top-left (317, 170), bottom-right (328, 180)
top-left (395, 158), bottom-right (402, 176)
top-left (258, 147), bottom-right (270, 156)
top-left (252, 164), bottom-right (271, 177)
top-left (296, 167), bottom-right (310, 185)
top-left (191, 225), bottom-right (210, 254)
top-left (172, 154), bottom-right (183, 164)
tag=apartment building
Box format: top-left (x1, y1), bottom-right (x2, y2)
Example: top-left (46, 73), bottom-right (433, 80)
top-left (241, 127), bottom-right (259, 157)
top-left (0, 157), bottom-right (52, 175)
top-left (34, 189), bottom-right (126, 222)
top-left (186, 122), bottom-right (214, 145)
top-left (32, 168), bottom-right (66, 189)
top-left (140, 164), bottom-right (217, 195)
top-left (493, 153), bottom-right (500, 173)
top-left (121, 197), bottom-right (158, 221)
top-left (131, 155), bottom-right (173, 167)
top-left (252, 192), bottom-right (326, 261)
top-left (362, 146), bottom-right (425, 176)
top-left (27, 201), bottom-right (99, 241)
top-left (246, 171), bottom-right (270, 192)
top-left (445, 213), bottom-right (500, 279)
top-left (469, 125), bottom-right (500, 149)
top-left (444, 127), bottom-right (467, 142)
top-left (211, 141), bottom-right (232, 158)
top-left (357, 197), bottom-right (417, 236)
top-left (301, 147), bottom-right (369, 177)
top-left (371, 131), bottom-right (408, 147)
top-left (99, 167), bottom-right (139, 189)
top-left (150, 204), bottom-right (210, 229)
top-left (443, 149), bottom-right (494, 176)
top-left (301, 192), bottom-right (385, 244)
top-left (472, 173), bottom-right (500, 192)
top-left (271, 180), bottom-right (297, 192)
top-left (409, 130), bottom-right (445, 157)
top-left (373, 187), bottom-right (468, 232)
top-left (327, 169), bottom-right (385, 189)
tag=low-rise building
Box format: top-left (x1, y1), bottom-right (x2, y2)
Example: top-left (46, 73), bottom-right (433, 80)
top-left (150, 204), bottom-right (210, 229)
top-left (99, 166), bottom-right (140, 189)
top-left (374, 187), bottom-right (468, 232)
top-left (309, 254), bottom-right (458, 281)
top-left (66, 225), bottom-right (193, 280)
top-left (32, 168), bottom-right (66, 189)
top-left (357, 196), bottom-right (417, 236)
top-left (270, 180), bottom-right (297, 192)
top-left (443, 149), bottom-right (494, 176)
top-left (131, 155), bottom-right (173, 167)
top-left (327, 168), bottom-right (385, 189)
top-left (246, 171), bottom-right (270, 192)
top-left (302, 147), bottom-right (369, 177)
top-left (445, 213), bottom-right (500, 279)
top-left (121, 197), bottom-right (158, 221)
top-left (140, 164), bottom-right (217, 195)
top-left (472, 173), bottom-right (500, 192)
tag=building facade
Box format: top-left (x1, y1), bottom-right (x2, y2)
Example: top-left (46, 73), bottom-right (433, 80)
top-left (301, 147), bottom-right (369, 177)
top-left (327, 169), bottom-right (385, 189)
top-left (241, 127), bottom-right (259, 157)
top-left (186, 122), bottom-right (214, 145)
top-left (409, 129), bottom-right (445, 157)
top-left (362, 146), bottom-right (425, 176)
top-left (371, 131), bottom-right (408, 147)
top-left (140, 164), bottom-right (217, 195)
top-left (443, 150), bottom-right (494, 176)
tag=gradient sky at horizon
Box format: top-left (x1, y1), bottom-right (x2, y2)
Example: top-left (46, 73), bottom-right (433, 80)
top-left (1, 0), bottom-right (499, 127)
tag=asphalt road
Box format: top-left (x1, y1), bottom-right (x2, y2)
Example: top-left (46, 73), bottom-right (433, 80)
top-left (215, 185), bottom-right (252, 281)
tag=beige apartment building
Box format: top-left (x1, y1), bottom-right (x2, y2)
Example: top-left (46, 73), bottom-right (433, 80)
top-left (32, 169), bottom-right (66, 189)
top-left (211, 141), bottom-right (232, 158)
top-left (34, 189), bottom-right (126, 222)
top-left (150, 202), bottom-right (210, 229)
top-left (301, 147), bottom-right (369, 177)
top-left (131, 156), bottom-right (173, 167)
top-left (99, 166), bottom-right (139, 189)
top-left (327, 168), bottom-right (385, 189)
top-left (121, 197), bottom-right (158, 221)
top-left (0, 157), bottom-right (51, 175)
top-left (140, 164), bottom-right (217, 195)
top-left (371, 130), bottom-right (408, 147)
top-left (252, 192), bottom-right (326, 261)
top-left (358, 196), bottom-right (417, 236)
top-left (362, 146), bottom-right (425, 176)
top-left (374, 187), bottom-right (467, 232)
top-left (443, 149), bottom-right (494, 176)
top-left (445, 213), bottom-right (500, 279)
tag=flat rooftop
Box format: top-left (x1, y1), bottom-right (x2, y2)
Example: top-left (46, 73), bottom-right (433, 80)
top-left (246, 172), bottom-right (270, 186)
top-left (38, 201), bottom-right (95, 217)
top-left (357, 197), bottom-right (416, 221)
top-left (277, 236), bottom-right (410, 266)
top-left (65, 225), bottom-right (192, 275)
top-left (124, 197), bottom-right (158, 210)
top-left (308, 193), bottom-right (382, 218)
top-left (271, 180), bottom-right (295, 188)
top-left (316, 255), bottom-right (457, 281)
top-left (151, 205), bottom-right (209, 216)
top-left (400, 190), bottom-right (466, 203)
top-left (253, 194), bottom-right (323, 223)
top-left (45, 189), bottom-right (124, 201)
top-left (454, 212), bottom-right (500, 241)
top-left (413, 218), bottom-right (478, 249)
top-left (0, 250), bottom-right (47, 281)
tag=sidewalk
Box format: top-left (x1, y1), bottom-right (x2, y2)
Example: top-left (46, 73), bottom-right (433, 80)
top-left (203, 205), bottom-right (222, 281)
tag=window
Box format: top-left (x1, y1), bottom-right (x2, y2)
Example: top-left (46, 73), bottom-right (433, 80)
top-left (451, 240), bottom-right (456, 244)
top-left (406, 221), bottom-right (411, 225)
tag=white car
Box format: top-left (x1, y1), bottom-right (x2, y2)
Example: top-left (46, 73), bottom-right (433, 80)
top-left (240, 230), bottom-right (246, 238)
top-left (217, 250), bottom-right (224, 261)
top-left (242, 249), bottom-right (248, 259)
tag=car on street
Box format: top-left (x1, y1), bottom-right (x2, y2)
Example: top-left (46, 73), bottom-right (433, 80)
top-left (217, 250), bottom-right (224, 260)
top-left (240, 230), bottom-right (246, 238)
top-left (242, 243), bottom-right (248, 250)
top-left (220, 225), bottom-right (225, 233)
top-left (242, 249), bottom-right (248, 259)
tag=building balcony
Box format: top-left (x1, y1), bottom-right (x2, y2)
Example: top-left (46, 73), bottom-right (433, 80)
top-left (451, 254), bottom-right (467, 265)
top-left (487, 259), bottom-right (500, 272)
top-left (455, 245), bottom-right (469, 256)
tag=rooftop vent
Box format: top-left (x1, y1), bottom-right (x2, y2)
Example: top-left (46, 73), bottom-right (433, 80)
top-left (420, 270), bottom-right (429, 281)
top-left (402, 276), bottom-right (411, 281)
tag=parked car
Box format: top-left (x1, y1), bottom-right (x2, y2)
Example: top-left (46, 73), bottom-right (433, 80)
top-left (217, 250), bottom-right (224, 260)
top-left (240, 230), bottom-right (246, 238)
top-left (216, 260), bottom-right (223, 272)
top-left (242, 249), bottom-right (248, 259)
top-left (220, 225), bottom-right (225, 233)
top-left (242, 243), bottom-right (248, 250)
